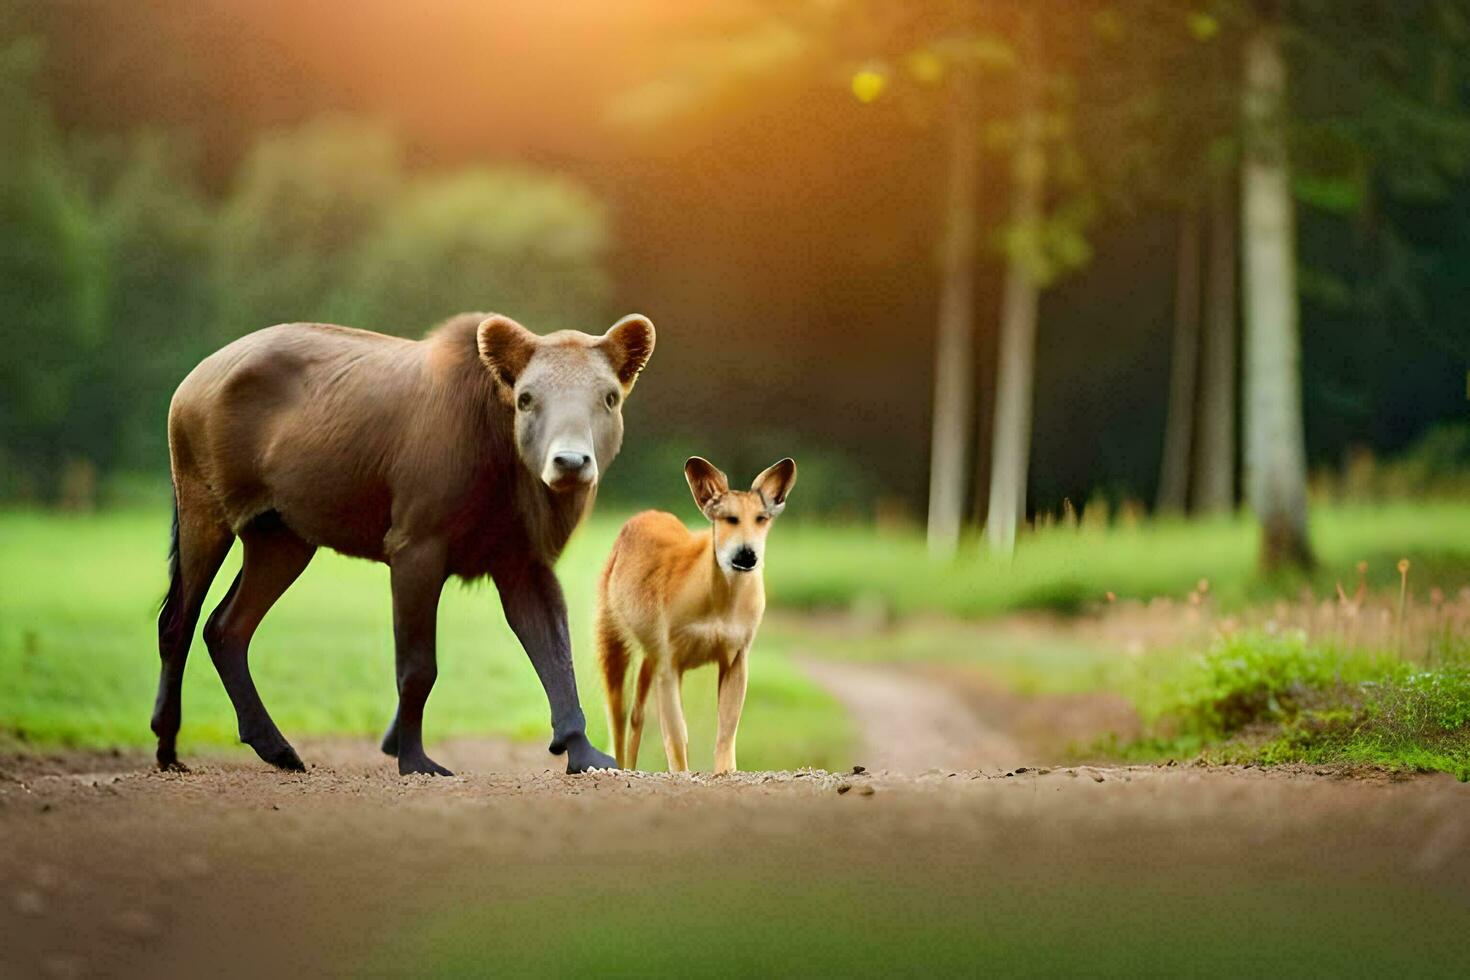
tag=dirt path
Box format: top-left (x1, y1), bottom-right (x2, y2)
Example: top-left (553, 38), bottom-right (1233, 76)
top-left (3, 744), bottom-right (1469, 977)
top-left (798, 658), bottom-right (1026, 771)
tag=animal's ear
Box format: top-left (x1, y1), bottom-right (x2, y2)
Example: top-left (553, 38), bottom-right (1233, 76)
top-left (600, 314), bottom-right (656, 390)
top-left (477, 314), bottom-right (538, 388)
top-left (684, 456), bottom-right (729, 519)
top-left (752, 458), bottom-right (797, 515)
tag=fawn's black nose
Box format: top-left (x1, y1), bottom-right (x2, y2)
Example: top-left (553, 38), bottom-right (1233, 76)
top-left (731, 547), bottom-right (759, 572)
top-left (552, 451), bottom-right (591, 474)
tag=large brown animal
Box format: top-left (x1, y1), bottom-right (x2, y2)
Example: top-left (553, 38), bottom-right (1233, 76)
top-left (154, 312), bottom-right (654, 775)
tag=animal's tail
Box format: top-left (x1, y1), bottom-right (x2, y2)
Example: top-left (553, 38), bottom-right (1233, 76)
top-left (157, 491), bottom-right (184, 643)
top-left (596, 542), bottom-right (629, 765)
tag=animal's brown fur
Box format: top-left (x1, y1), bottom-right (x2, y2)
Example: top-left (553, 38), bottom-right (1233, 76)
top-left (154, 311), bottom-right (654, 775)
top-left (596, 457), bottom-right (796, 773)
top-left (169, 314), bottom-right (605, 572)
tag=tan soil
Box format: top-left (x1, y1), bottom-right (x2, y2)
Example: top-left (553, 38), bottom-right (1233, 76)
top-left (2, 740), bottom-right (1468, 977)
top-left (798, 658), bottom-right (1027, 770)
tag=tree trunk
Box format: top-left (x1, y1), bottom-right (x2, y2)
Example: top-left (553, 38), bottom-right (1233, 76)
top-left (1157, 205), bottom-right (1202, 515)
top-left (1192, 172), bottom-right (1238, 515)
top-left (984, 62), bottom-right (1044, 558)
top-left (1241, 25), bottom-right (1313, 569)
top-left (925, 74), bottom-right (980, 559)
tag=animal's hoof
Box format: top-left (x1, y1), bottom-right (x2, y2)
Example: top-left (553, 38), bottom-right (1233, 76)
top-left (156, 754), bottom-right (190, 773)
top-left (398, 753), bottom-right (454, 777)
top-left (564, 735), bottom-right (618, 774)
top-left (156, 742), bottom-right (181, 771)
top-left (259, 742), bottom-right (306, 772)
top-left (379, 725), bottom-right (399, 757)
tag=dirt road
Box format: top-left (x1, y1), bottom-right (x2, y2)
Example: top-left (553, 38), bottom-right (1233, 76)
top-left (3, 739), bottom-right (1469, 978)
top-left (798, 659), bottom-right (1026, 770)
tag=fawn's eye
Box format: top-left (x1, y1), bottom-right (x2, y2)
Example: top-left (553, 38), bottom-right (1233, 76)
top-left (604, 391), bottom-right (619, 410)
top-left (517, 391), bottom-right (533, 411)
top-left (724, 516), bottom-right (739, 526)
top-left (756, 515), bottom-right (769, 524)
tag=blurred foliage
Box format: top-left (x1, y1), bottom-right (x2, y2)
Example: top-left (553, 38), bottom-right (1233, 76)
top-left (4, 3), bottom-right (1470, 513)
top-left (616, 0), bottom-right (1107, 286)
top-left (1316, 422), bottom-right (1470, 502)
top-left (0, 46), bottom-right (610, 502)
top-left (1, 33), bottom-right (114, 496)
top-left (334, 169), bottom-right (611, 333)
top-left (1126, 632), bottom-right (1470, 780)
top-left (213, 117), bottom-right (405, 334)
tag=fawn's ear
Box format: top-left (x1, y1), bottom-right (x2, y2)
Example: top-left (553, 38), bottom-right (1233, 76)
top-left (752, 458), bottom-right (797, 516)
top-left (477, 314), bottom-right (538, 389)
top-left (684, 457), bottom-right (730, 520)
top-left (600, 314), bottom-right (656, 391)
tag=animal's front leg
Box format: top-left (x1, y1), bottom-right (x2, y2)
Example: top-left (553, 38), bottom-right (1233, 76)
top-left (714, 650), bottom-right (748, 775)
top-left (389, 540), bottom-right (452, 776)
top-left (496, 561), bottom-right (616, 773)
top-left (655, 667), bottom-right (690, 772)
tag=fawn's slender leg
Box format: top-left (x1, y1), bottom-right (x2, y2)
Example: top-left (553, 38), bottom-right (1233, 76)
top-left (714, 650), bottom-right (749, 775)
top-left (655, 666), bottom-right (689, 773)
top-left (626, 658), bottom-right (655, 770)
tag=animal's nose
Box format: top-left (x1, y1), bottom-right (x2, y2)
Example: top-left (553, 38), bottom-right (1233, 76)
top-left (552, 452), bottom-right (591, 474)
top-left (732, 547), bottom-right (758, 571)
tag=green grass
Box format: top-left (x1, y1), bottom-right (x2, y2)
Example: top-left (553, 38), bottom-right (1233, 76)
top-left (0, 509), bottom-right (852, 770)
top-left (767, 501), bottom-right (1470, 617)
top-left (376, 864), bottom-right (1470, 977)
top-left (5, 502), bottom-right (1470, 772)
top-left (1119, 633), bottom-right (1470, 779)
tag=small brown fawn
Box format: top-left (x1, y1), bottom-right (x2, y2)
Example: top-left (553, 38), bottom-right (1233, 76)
top-left (596, 456), bottom-right (797, 773)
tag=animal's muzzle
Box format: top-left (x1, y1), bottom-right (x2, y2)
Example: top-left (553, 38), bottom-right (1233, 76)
top-left (543, 450), bottom-right (597, 490)
top-left (553, 451), bottom-right (591, 475)
top-left (731, 547), bottom-right (759, 572)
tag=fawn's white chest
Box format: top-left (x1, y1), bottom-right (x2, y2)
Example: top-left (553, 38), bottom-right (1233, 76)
top-left (671, 613), bottom-right (756, 670)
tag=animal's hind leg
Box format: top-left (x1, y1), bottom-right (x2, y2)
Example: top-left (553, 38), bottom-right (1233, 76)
top-left (626, 659), bottom-right (654, 771)
top-left (598, 615), bottom-right (629, 767)
top-left (202, 513), bottom-right (315, 772)
top-left (152, 492), bottom-right (233, 770)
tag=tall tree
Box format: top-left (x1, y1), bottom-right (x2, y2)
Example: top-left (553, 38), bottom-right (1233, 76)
top-left (1156, 203), bottom-right (1203, 514)
top-left (1240, 17), bottom-right (1313, 569)
top-left (981, 2), bottom-right (1100, 555)
top-left (984, 25), bottom-right (1045, 557)
top-left (1192, 171), bottom-right (1238, 514)
top-left (926, 70), bottom-right (980, 558)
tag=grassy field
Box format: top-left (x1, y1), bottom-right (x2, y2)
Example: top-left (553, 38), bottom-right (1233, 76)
top-left (769, 501), bottom-right (1470, 616)
top-left (0, 509), bottom-right (851, 770)
top-left (4, 502), bottom-right (1470, 772)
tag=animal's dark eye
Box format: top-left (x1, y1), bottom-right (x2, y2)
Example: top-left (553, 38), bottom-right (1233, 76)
top-left (605, 391), bottom-right (620, 410)
top-left (724, 516), bottom-right (739, 525)
top-left (756, 515), bottom-right (769, 524)
top-left (517, 391), bottom-right (533, 411)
